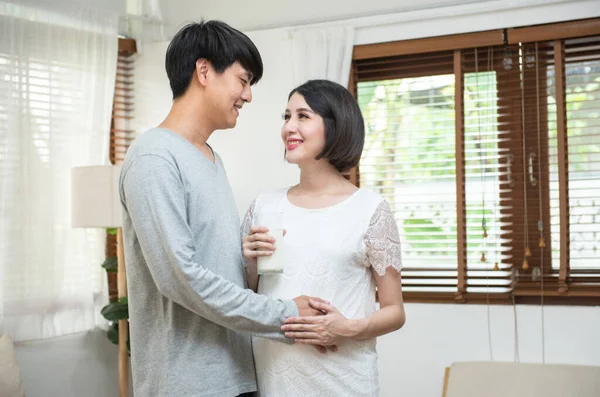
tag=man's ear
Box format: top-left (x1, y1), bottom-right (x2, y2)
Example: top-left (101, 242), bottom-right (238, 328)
top-left (195, 58), bottom-right (210, 86)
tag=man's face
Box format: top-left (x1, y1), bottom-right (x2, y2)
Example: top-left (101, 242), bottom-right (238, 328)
top-left (205, 61), bottom-right (253, 130)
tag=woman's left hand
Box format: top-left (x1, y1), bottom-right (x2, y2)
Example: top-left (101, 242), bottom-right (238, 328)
top-left (281, 300), bottom-right (361, 346)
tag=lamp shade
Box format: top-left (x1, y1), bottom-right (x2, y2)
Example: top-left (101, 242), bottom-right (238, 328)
top-left (71, 165), bottom-right (123, 228)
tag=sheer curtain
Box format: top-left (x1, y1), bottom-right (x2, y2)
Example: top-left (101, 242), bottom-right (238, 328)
top-left (0, 1), bottom-right (118, 341)
top-left (290, 26), bottom-right (355, 87)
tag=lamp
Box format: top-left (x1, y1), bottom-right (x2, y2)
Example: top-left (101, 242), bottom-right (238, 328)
top-left (71, 165), bottom-right (129, 397)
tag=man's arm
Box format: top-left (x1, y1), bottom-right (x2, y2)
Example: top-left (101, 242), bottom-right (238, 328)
top-left (122, 153), bottom-right (306, 341)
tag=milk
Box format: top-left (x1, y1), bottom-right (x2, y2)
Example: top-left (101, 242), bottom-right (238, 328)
top-left (257, 229), bottom-right (285, 274)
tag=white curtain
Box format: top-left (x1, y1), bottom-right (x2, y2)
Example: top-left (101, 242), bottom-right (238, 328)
top-left (0, 1), bottom-right (118, 341)
top-left (290, 26), bottom-right (355, 87)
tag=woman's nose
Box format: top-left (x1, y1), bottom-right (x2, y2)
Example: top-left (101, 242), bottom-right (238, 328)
top-left (283, 120), bottom-right (298, 134)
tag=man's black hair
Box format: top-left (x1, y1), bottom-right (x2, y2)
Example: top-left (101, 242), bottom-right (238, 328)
top-left (165, 20), bottom-right (263, 99)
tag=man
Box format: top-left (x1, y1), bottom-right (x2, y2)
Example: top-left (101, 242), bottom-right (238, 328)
top-left (119, 21), bottom-right (323, 397)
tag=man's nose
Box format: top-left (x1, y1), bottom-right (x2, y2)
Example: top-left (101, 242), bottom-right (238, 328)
top-left (242, 85), bottom-right (252, 103)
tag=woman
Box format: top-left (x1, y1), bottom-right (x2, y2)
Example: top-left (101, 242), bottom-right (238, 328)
top-left (241, 79), bottom-right (406, 396)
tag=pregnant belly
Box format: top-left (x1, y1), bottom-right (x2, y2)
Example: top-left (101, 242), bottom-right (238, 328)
top-left (253, 337), bottom-right (379, 397)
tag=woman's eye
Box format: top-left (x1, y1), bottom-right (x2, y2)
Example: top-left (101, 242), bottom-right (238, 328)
top-left (298, 113), bottom-right (308, 119)
top-left (283, 114), bottom-right (290, 121)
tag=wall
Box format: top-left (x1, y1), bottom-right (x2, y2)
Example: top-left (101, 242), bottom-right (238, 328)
top-left (378, 304), bottom-right (600, 396)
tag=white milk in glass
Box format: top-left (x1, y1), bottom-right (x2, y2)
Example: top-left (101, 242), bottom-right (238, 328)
top-left (257, 229), bottom-right (285, 274)
top-left (255, 211), bottom-right (285, 275)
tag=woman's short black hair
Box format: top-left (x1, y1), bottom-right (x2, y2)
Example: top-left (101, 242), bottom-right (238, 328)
top-left (165, 20), bottom-right (263, 99)
top-left (288, 79), bottom-right (365, 172)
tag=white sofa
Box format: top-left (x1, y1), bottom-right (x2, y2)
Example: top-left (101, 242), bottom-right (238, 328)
top-left (0, 333), bottom-right (26, 397)
top-left (443, 361), bottom-right (600, 397)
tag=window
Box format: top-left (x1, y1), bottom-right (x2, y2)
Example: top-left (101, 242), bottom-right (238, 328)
top-left (547, 37), bottom-right (600, 278)
top-left (0, 6), bottom-right (118, 340)
top-left (349, 19), bottom-right (600, 304)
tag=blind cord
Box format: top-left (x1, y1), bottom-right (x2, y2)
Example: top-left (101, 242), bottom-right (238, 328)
top-left (535, 42), bottom-right (546, 364)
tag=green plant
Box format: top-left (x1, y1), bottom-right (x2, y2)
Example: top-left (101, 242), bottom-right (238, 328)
top-left (101, 229), bottom-right (130, 355)
top-left (101, 256), bottom-right (118, 272)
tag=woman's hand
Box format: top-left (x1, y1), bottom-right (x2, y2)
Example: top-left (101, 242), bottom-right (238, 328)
top-left (242, 226), bottom-right (277, 264)
top-left (281, 300), bottom-right (364, 346)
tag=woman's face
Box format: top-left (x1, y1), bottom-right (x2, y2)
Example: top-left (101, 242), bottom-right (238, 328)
top-left (281, 92), bottom-right (326, 167)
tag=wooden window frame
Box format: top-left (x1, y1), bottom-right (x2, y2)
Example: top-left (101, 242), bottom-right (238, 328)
top-left (106, 38), bottom-right (137, 302)
top-left (348, 18), bottom-right (600, 305)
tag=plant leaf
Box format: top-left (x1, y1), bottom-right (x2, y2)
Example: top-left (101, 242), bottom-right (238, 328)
top-left (107, 322), bottom-right (119, 345)
top-left (101, 256), bottom-right (118, 272)
top-left (106, 228), bottom-right (118, 236)
top-left (101, 302), bottom-right (128, 321)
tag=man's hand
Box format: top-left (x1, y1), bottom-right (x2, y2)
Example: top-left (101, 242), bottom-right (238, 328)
top-left (292, 295), bottom-right (327, 317)
top-left (291, 295), bottom-right (338, 354)
top-left (282, 300), bottom-right (361, 347)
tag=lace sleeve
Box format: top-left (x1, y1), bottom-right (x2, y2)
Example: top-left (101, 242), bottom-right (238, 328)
top-left (364, 200), bottom-right (402, 276)
top-left (240, 199), bottom-right (256, 266)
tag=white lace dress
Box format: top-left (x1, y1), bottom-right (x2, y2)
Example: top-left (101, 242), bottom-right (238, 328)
top-left (241, 187), bottom-right (402, 397)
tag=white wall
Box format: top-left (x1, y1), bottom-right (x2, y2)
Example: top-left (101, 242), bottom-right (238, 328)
top-left (378, 304), bottom-right (600, 396)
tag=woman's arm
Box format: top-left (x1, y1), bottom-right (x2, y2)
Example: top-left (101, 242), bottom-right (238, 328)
top-left (281, 267), bottom-right (405, 345)
top-left (347, 267), bottom-right (405, 339)
top-left (245, 265), bottom-right (259, 293)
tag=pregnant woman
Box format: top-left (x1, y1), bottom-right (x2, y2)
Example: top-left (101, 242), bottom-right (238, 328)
top-left (241, 80), bottom-right (406, 396)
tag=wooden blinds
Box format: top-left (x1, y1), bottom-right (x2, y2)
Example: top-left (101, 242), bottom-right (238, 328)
top-left (350, 20), bottom-right (600, 304)
top-left (110, 38), bottom-right (136, 165)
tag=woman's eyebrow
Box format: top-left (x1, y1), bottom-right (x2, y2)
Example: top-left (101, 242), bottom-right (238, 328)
top-left (295, 107), bottom-right (315, 114)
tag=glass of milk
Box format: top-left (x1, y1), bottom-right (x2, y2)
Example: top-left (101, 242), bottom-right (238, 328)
top-left (254, 211), bottom-right (285, 275)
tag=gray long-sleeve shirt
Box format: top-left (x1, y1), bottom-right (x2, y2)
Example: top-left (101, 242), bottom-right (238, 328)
top-left (119, 128), bottom-right (298, 397)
